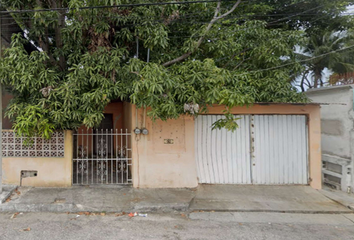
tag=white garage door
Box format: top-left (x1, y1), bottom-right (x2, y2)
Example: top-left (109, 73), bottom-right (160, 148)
top-left (195, 115), bottom-right (308, 185)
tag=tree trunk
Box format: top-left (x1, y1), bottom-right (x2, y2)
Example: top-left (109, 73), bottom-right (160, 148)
top-left (300, 69), bottom-right (310, 92)
top-left (300, 74), bottom-right (305, 92)
top-left (49, 0), bottom-right (66, 71)
top-left (313, 68), bottom-right (322, 88)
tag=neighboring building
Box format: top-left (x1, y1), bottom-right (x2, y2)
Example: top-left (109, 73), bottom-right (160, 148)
top-left (306, 85), bottom-right (354, 193)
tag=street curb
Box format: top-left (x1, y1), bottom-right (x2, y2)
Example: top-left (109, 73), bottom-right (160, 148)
top-left (319, 189), bottom-right (354, 212)
top-left (188, 209), bottom-right (354, 214)
top-left (0, 185), bottom-right (17, 204)
top-left (133, 202), bottom-right (190, 212)
top-left (0, 202), bottom-right (190, 213)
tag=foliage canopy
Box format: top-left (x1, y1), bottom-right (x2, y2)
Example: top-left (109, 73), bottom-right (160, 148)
top-left (1, 0), bottom-right (339, 137)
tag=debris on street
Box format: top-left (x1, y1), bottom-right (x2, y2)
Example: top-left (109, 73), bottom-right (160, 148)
top-left (20, 227), bottom-right (31, 232)
top-left (10, 213), bottom-right (19, 219)
top-left (128, 212), bottom-right (137, 217)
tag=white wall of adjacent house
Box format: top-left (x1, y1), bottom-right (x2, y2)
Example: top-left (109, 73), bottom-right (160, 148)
top-left (306, 85), bottom-right (354, 192)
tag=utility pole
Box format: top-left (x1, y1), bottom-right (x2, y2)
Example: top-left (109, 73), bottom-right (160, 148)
top-left (0, 11), bottom-right (3, 194)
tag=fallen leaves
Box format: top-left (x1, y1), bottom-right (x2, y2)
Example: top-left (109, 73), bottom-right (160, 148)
top-left (77, 212), bottom-right (91, 216)
top-left (10, 213), bottom-right (19, 219)
top-left (115, 212), bottom-right (126, 217)
top-left (20, 227), bottom-right (31, 232)
top-left (67, 211), bottom-right (137, 219)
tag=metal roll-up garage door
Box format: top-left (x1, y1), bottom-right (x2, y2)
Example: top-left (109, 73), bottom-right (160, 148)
top-left (195, 115), bottom-right (251, 184)
top-left (195, 115), bottom-right (308, 185)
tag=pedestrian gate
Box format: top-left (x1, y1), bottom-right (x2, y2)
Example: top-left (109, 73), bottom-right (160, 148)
top-left (195, 115), bottom-right (308, 185)
top-left (73, 129), bottom-right (132, 185)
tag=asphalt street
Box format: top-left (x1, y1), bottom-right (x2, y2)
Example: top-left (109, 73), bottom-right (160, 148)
top-left (0, 212), bottom-right (354, 240)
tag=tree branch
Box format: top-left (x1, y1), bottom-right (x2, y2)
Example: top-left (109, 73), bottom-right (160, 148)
top-left (305, 76), bottom-right (312, 88)
top-left (50, 0), bottom-right (66, 71)
top-left (162, 0), bottom-right (242, 67)
top-left (300, 71), bottom-right (307, 92)
top-left (301, 69), bottom-right (311, 91)
top-left (38, 33), bottom-right (56, 65)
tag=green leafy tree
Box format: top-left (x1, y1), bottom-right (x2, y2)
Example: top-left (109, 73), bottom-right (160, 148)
top-left (251, 0), bottom-right (354, 34)
top-left (0, 0), bottom-right (309, 137)
top-left (296, 31), bottom-right (354, 90)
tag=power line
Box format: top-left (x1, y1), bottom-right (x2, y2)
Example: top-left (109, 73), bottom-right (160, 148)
top-left (0, 0), bottom-right (237, 14)
top-left (0, 3), bottom-right (332, 34)
top-left (232, 44), bottom-right (354, 77)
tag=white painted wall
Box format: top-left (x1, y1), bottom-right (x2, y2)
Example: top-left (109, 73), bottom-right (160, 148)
top-left (306, 85), bottom-right (354, 192)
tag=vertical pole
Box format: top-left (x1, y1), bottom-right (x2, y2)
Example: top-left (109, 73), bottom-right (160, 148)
top-left (136, 32), bottom-right (139, 59)
top-left (147, 48), bottom-right (150, 63)
top-left (0, 12), bottom-right (3, 194)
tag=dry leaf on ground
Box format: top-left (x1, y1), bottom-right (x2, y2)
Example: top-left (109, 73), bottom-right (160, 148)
top-left (10, 213), bottom-right (19, 219)
top-left (20, 227), bottom-right (31, 232)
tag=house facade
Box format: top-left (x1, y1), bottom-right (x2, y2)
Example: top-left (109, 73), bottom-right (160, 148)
top-left (2, 101), bottom-right (322, 190)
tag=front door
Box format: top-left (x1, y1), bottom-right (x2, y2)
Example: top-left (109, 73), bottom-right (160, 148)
top-left (94, 114), bottom-right (113, 157)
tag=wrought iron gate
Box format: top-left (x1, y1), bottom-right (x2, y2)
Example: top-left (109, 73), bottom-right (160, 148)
top-left (73, 129), bottom-right (132, 185)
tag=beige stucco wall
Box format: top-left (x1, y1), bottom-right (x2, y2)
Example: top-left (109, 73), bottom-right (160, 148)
top-left (129, 104), bottom-right (198, 188)
top-left (130, 103), bottom-right (322, 190)
top-left (2, 130), bottom-right (73, 187)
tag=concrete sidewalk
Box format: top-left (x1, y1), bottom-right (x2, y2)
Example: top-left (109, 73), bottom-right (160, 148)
top-left (0, 186), bottom-right (195, 213)
top-left (0, 185), bottom-right (352, 213)
top-left (190, 185), bottom-right (353, 213)
top-left (320, 187), bottom-right (354, 211)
